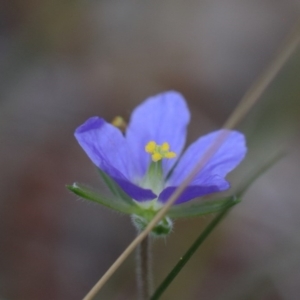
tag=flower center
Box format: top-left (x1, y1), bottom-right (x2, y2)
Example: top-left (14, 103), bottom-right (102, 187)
top-left (141, 141), bottom-right (176, 194)
top-left (145, 141), bottom-right (176, 162)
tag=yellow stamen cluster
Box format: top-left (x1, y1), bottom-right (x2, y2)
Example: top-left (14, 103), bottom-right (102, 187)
top-left (145, 141), bottom-right (176, 162)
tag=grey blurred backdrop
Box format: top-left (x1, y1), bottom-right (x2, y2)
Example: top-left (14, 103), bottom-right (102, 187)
top-left (1, 1), bottom-right (300, 299)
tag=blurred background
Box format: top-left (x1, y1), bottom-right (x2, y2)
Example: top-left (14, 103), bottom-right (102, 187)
top-left (1, 1), bottom-right (300, 299)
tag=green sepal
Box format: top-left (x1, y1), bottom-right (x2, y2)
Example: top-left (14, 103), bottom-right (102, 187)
top-left (168, 196), bottom-right (241, 219)
top-left (97, 169), bottom-right (134, 205)
top-left (66, 183), bottom-right (140, 215)
top-left (132, 214), bottom-right (173, 237)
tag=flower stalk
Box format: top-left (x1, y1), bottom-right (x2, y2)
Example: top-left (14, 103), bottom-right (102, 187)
top-left (136, 234), bottom-right (153, 300)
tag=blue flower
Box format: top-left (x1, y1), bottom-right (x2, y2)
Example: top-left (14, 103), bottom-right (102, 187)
top-left (75, 91), bottom-right (247, 207)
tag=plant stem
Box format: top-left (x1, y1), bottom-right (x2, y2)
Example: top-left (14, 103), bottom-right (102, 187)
top-left (151, 199), bottom-right (236, 300)
top-left (137, 234), bottom-right (152, 300)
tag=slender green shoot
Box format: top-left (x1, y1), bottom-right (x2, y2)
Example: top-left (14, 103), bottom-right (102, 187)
top-left (150, 197), bottom-right (239, 300)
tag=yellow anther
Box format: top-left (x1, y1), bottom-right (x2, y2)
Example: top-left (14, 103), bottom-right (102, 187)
top-left (145, 141), bottom-right (157, 153)
top-left (111, 116), bottom-right (127, 132)
top-left (165, 152), bottom-right (176, 159)
top-left (152, 153), bottom-right (163, 162)
top-left (161, 142), bottom-right (170, 152)
top-left (145, 141), bottom-right (176, 162)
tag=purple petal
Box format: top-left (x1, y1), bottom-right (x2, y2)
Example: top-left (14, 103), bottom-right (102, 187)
top-left (75, 117), bottom-right (156, 201)
top-left (159, 175), bottom-right (229, 204)
top-left (113, 177), bottom-right (157, 202)
top-left (164, 130), bottom-right (246, 202)
top-left (126, 91), bottom-right (190, 179)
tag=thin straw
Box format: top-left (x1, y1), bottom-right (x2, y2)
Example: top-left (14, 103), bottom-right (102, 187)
top-left (83, 22), bottom-right (300, 300)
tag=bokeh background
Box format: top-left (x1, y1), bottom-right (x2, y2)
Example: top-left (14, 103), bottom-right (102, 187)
top-left (1, 1), bottom-right (300, 299)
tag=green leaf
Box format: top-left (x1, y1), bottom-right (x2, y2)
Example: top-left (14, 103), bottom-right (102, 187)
top-left (151, 152), bottom-right (285, 299)
top-left (66, 183), bottom-right (139, 215)
top-left (97, 169), bottom-right (134, 205)
top-left (151, 197), bottom-right (238, 300)
top-left (168, 197), bottom-right (241, 219)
